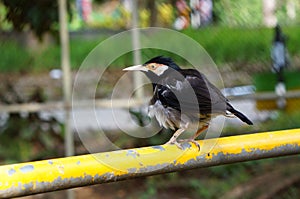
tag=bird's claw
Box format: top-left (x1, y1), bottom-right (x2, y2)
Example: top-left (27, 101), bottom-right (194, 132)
top-left (165, 140), bottom-right (183, 150)
top-left (178, 139), bottom-right (201, 151)
top-left (165, 139), bottom-right (200, 151)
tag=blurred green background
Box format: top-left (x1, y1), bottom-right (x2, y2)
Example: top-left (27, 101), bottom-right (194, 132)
top-left (0, 0), bottom-right (300, 198)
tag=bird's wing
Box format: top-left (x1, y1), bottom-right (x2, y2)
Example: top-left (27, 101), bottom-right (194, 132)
top-left (156, 69), bottom-right (227, 114)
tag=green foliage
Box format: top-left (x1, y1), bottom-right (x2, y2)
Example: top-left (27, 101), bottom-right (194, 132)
top-left (213, 0), bottom-right (300, 27)
top-left (184, 26), bottom-right (300, 66)
top-left (1, 26), bottom-right (300, 72)
top-left (214, 0), bottom-right (263, 27)
top-left (0, 41), bottom-right (31, 72)
top-left (0, 113), bottom-right (64, 164)
top-left (182, 27), bottom-right (272, 64)
top-left (0, 3), bottom-right (11, 30)
top-left (70, 36), bottom-right (118, 69)
top-left (276, 1), bottom-right (300, 26)
top-left (1, 0), bottom-right (71, 39)
top-left (139, 177), bottom-right (158, 199)
top-left (254, 71), bottom-right (300, 91)
top-left (261, 111), bottom-right (300, 131)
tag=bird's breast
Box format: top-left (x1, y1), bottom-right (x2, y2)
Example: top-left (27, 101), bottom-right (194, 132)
top-left (148, 99), bottom-right (209, 131)
top-left (148, 100), bottom-right (180, 130)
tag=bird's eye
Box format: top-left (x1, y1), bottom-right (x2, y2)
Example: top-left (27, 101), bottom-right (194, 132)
top-left (150, 65), bottom-right (156, 69)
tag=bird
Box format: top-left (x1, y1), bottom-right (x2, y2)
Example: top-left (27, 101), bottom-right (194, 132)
top-left (123, 56), bottom-right (253, 149)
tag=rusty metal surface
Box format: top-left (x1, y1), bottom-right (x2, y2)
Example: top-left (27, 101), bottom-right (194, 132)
top-left (0, 129), bottom-right (300, 198)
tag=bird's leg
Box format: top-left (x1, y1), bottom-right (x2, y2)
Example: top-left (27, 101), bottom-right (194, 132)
top-left (165, 128), bottom-right (186, 149)
top-left (179, 125), bottom-right (209, 150)
top-left (191, 125), bottom-right (209, 140)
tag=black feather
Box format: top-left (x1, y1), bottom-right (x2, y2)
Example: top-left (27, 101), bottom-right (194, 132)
top-left (227, 103), bottom-right (253, 125)
top-left (150, 68), bottom-right (228, 115)
top-left (145, 56), bottom-right (253, 126)
top-left (145, 56), bottom-right (181, 71)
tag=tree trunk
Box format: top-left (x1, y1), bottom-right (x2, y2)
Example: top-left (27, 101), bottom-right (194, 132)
top-left (147, 0), bottom-right (157, 27)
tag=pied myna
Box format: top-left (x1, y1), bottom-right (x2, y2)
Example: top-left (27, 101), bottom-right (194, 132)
top-left (123, 56), bottom-right (253, 149)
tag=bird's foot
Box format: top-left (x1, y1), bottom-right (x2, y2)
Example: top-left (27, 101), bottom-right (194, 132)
top-left (165, 128), bottom-right (186, 150)
top-left (165, 140), bottom-right (183, 150)
top-left (178, 139), bottom-right (201, 151)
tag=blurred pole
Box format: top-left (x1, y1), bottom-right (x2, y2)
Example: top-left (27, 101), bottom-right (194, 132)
top-left (58, 0), bottom-right (74, 198)
top-left (131, 0), bottom-right (144, 99)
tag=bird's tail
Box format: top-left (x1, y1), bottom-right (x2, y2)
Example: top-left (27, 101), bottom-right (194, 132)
top-left (227, 103), bottom-right (253, 125)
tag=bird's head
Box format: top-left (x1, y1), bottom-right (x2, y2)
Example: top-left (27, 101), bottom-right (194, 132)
top-left (123, 56), bottom-right (181, 77)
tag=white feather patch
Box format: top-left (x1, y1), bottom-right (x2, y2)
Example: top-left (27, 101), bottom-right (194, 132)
top-left (155, 65), bottom-right (168, 76)
top-left (148, 100), bottom-right (177, 130)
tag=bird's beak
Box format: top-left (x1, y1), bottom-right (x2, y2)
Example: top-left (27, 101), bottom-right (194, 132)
top-left (123, 65), bottom-right (148, 72)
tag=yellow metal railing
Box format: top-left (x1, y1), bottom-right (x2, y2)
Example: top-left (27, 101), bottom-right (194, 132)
top-left (1, 129), bottom-right (300, 198)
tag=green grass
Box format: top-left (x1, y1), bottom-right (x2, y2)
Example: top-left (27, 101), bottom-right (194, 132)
top-left (254, 71), bottom-right (300, 91)
top-left (0, 37), bottom-right (107, 72)
top-left (0, 41), bottom-right (32, 72)
top-left (182, 26), bottom-right (300, 64)
top-left (1, 26), bottom-right (300, 73)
